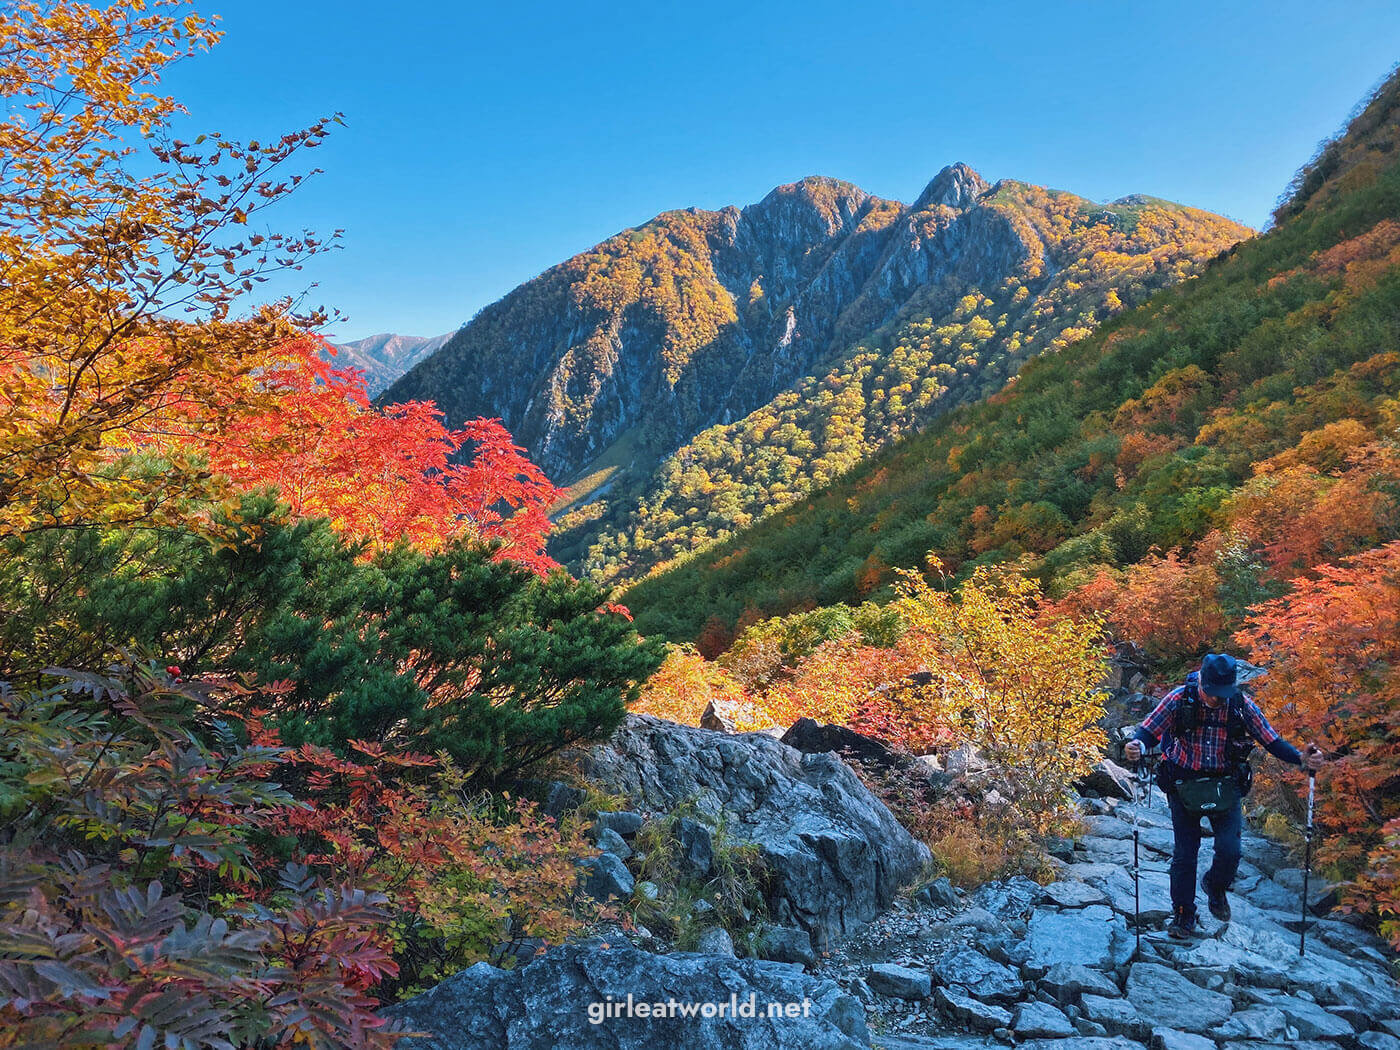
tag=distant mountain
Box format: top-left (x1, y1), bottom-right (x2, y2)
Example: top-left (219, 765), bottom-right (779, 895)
top-left (383, 165), bottom-right (1251, 582)
top-left (621, 69), bottom-right (1400, 642)
top-left (329, 331), bottom-right (455, 395)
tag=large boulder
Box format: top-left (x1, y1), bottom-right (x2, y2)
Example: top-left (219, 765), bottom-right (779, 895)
top-left (1124, 962), bottom-right (1233, 1033)
top-left (780, 718), bottom-right (951, 799)
top-left (388, 940), bottom-right (870, 1049)
top-left (932, 946), bottom-right (1023, 1003)
top-left (1075, 759), bottom-right (1135, 801)
top-left (1018, 906), bottom-right (1134, 974)
top-left (583, 716), bottom-right (930, 945)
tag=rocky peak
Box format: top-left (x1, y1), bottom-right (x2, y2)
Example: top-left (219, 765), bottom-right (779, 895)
top-left (741, 176), bottom-right (872, 238)
top-left (912, 162), bottom-right (989, 211)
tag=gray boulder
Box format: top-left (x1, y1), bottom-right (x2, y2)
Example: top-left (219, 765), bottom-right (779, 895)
top-left (1019, 905), bottom-right (1133, 974)
top-left (699, 699), bottom-right (736, 732)
top-left (595, 826), bottom-right (632, 859)
top-left (1039, 962), bottom-right (1121, 1003)
top-left (594, 809), bottom-right (645, 837)
top-left (1150, 1029), bottom-right (1216, 1050)
top-left (935, 986), bottom-right (1011, 1031)
top-left (1080, 994), bottom-right (1146, 1038)
top-left (758, 924), bottom-right (818, 968)
top-left (581, 851), bottom-right (635, 901)
top-left (932, 947), bottom-right (1023, 1003)
top-left (1076, 759), bottom-right (1135, 800)
top-left (584, 715), bottom-right (930, 945)
top-left (694, 927), bottom-right (736, 956)
top-left (674, 816), bottom-right (714, 877)
top-left (543, 780), bottom-right (585, 819)
top-left (1361, 1033), bottom-right (1400, 1050)
top-left (1216, 1005), bottom-right (1287, 1040)
top-left (972, 876), bottom-right (1043, 920)
top-left (780, 718), bottom-right (949, 799)
top-left (1039, 881), bottom-right (1109, 909)
top-left (1272, 997), bottom-right (1355, 1039)
top-left (1018, 1039), bottom-right (1142, 1050)
top-left (914, 876), bottom-right (960, 910)
top-left (867, 963), bottom-right (931, 1000)
top-left (1013, 1000), bottom-right (1075, 1038)
top-left (1125, 962), bottom-right (1233, 1032)
top-left (388, 940), bottom-right (870, 1049)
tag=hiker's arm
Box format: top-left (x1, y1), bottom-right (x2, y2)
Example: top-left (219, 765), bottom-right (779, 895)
top-left (1263, 736), bottom-right (1303, 767)
top-left (1125, 694), bottom-right (1174, 759)
top-left (1242, 697), bottom-right (1312, 767)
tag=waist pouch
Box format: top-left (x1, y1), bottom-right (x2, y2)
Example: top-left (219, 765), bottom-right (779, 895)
top-left (1171, 773), bottom-right (1240, 815)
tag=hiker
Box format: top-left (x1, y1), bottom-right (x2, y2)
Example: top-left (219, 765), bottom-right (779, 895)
top-left (1124, 652), bottom-right (1325, 939)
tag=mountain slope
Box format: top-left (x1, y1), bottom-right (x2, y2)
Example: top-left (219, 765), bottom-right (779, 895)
top-left (330, 331), bottom-right (454, 395)
top-left (560, 182), bottom-right (1249, 583)
top-left (622, 70), bottom-right (1400, 643)
top-left (386, 167), bottom-right (1249, 581)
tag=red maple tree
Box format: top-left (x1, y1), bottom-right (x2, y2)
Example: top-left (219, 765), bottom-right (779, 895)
top-left (197, 337), bottom-right (559, 572)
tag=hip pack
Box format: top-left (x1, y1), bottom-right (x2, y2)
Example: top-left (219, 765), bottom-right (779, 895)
top-left (1169, 771), bottom-right (1240, 815)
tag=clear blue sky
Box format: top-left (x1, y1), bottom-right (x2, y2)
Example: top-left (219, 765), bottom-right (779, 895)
top-left (161, 0), bottom-right (1400, 341)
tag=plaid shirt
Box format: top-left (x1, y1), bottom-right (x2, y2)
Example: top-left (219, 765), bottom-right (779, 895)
top-left (1139, 677), bottom-right (1281, 772)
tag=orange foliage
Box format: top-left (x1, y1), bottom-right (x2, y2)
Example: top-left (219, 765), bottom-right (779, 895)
top-left (1100, 550), bottom-right (1222, 657)
top-left (1049, 568), bottom-right (1122, 622)
top-left (1226, 455), bottom-right (1395, 578)
top-left (1115, 431), bottom-right (1183, 480)
top-left (1236, 541), bottom-right (1400, 946)
top-left (1312, 218), bottom-right (1400, 292)
top-left (191, 339), bottom-right (559, 571)
top-left (1256, 419), bottom-right (1374, 474)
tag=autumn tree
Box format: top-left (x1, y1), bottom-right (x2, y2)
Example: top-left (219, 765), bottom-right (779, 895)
top-left (1236, 541), bottom-right (1400, 945)
top-left (184, 339), bottom-right (558, 570)
top-left (893, 558), bottom-right (1108, 832)
top-left (0, 0), bottom-right (335, 538)
top-left (1101, 549), bottom-right (1223, 658)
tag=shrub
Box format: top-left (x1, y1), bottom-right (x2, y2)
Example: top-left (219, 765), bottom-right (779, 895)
top-left (893, 558), bottom-right (1108, 835)
top-left (0, 663), bottom-right (401, 1049)
top-left (1237, 540), bottom-right (1400, 946)
top-left (0, 660), bottom-right (613, 1047)
top-left (0, 502), bottom-right (665, 784)
top-left (631, 645), bottom-right (749, 726)
top-left (628, 808), bottom-right (768, 955)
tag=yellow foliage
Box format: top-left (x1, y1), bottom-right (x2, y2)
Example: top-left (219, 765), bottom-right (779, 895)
top-left (632, 645), bottom-right (748, 726)
top-left (892, 558), bottom-right (1108, 832)
top-left (0, 1), bottom-right (334, 539)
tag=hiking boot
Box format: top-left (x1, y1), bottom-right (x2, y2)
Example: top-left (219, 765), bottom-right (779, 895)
top-left (1167, 906), bottom-right (1197, 940)
top-left (1202, 873), bottom-right (1231, 922)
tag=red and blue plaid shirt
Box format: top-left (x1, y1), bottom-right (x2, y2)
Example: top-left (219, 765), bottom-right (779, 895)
top-left (1139, 680), bottom-right (1281, 772)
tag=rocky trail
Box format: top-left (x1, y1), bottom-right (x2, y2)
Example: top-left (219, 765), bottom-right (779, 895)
top-left (391, 719), bottom-right (1398, 1050)
top-left (823, 783), bottom-right (1398, 1050)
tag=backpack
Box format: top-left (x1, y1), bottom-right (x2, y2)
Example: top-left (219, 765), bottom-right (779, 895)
top-left (1169, 674), bottom-right (1256, 796)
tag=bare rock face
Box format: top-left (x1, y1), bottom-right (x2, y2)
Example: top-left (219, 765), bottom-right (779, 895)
top-left (583, 715), bottom-right (930, 947)
top-left (387, 940), bottom-right (870, 1050)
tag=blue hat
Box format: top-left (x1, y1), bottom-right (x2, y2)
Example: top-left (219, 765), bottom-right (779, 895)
top-left (1200, 653), bottom-right (1237, 698)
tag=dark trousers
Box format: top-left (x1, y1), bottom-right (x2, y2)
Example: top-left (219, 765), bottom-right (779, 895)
top-left (1166, 790), bottom-right (1243, 917)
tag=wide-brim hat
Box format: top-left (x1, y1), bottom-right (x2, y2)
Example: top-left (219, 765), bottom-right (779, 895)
top-left (1200, 652), bottom-right (1237, 698)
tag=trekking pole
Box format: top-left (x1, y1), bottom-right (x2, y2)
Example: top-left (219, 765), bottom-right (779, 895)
top-left (1131, 758), bottom-right (1142, 958)
top-left (1299, 767), bottom-right (1316, 957)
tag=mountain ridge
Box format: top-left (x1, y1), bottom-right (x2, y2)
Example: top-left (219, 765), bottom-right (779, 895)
top-left (329, 331), bottom-right (454, 395)
top-left (383, 165), bottom-right (1251, 581)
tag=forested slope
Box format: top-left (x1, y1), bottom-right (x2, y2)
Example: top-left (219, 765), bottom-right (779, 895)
top-left (624, 69), bottom-right (1400, 646)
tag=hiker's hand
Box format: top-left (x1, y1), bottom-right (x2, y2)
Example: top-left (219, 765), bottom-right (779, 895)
top-left (1303, 743), bottom-right (1325, 771)
top-left (1124, 740), bottom-right (1144, 762)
